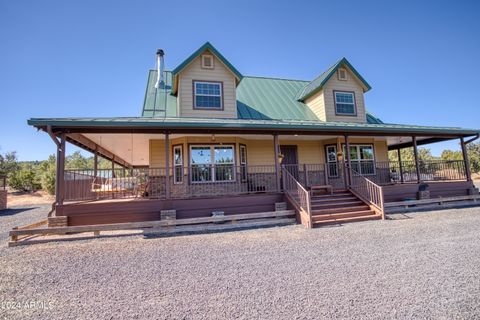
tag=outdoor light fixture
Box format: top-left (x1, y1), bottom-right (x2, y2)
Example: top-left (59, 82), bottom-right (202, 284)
top-left (278, 153), bottom-right (284, 164)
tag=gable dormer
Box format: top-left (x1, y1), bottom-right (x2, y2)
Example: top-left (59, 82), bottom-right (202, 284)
top-left (298, 58), bottom-right (371, 123)
top-left (171, 42), bottom-right (242, 118)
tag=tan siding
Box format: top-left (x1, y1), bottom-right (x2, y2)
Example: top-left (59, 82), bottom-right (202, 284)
top-left (323, 68), bottom-right (367, 123)
top-left (304, 89), bottom-right (327, 121)
top-left (149, 140), bottom-right (165, 167)
top-left (178, 50), bottom-right (237, 118)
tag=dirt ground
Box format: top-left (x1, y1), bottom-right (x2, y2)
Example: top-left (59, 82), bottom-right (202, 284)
top-left (6, 189), bottom-right (54, 207)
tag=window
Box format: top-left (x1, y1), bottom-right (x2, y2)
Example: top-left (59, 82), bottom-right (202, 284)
top-left (239, 144), bottom-right (247, 182)
top-left (193, 81), bottom-right (223, 110)
top-left (334, 91), bottom-right (356, 115)
top-left (173, 145), bottom-right (183, 184)
top-left (338, 68), bottom-right (347, 81)
top-left (326, 145), bottom-right (338, 177)
top-left (201, 54), bottom-right (214, 69)
top-left (190, 145), bottom-right (235, 183)
top-left (342, 144), bottom-right (375, 175)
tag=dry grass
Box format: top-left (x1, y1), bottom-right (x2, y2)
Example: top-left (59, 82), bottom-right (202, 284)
top-left (7, 189), bottom-right (54, 207)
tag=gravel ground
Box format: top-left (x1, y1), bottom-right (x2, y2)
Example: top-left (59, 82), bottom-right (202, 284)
top-left (1, 205), bottom-right (480, 319)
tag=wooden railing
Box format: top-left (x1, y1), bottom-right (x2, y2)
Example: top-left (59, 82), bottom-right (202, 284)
top-left (347, 166), bottom-right (385, 219)
top-left (282, 167), bottom-right (312, 228)
top-left (64, 165), bottom-right (278, 201)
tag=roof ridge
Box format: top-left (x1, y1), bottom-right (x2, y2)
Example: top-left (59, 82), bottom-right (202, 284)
top-left (243, 75), bottom-right (310, 82)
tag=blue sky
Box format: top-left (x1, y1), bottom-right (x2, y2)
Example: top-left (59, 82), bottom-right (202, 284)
top-left (1, 0), bottom-right (479, 160)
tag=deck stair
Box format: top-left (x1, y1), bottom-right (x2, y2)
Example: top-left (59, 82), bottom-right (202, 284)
top-left (309, 188), bottom-right (382, 227)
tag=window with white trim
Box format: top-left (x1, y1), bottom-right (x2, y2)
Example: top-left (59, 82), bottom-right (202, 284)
top-left (239, 144), bottom-right (247, 182)
top-left (326, 145), bottom-right (338, 177)
top-left (193, 81), bottom-right (222, 109)
top-left (334, 91), bottom-right (356, 115)
top-left (190, 145), bottom-right (235, 182)
top-left (173, 145), bottom-right (183, 184)
top-left (342, 144), bottom-right (375, 175)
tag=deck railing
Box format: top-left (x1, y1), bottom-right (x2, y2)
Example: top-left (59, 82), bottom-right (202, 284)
top-left (64, 165), bottom-right (278, 201)
top-left (282, 167), bottom-right (312, 227)
top-left (347, 166), bottom-right (385, 219)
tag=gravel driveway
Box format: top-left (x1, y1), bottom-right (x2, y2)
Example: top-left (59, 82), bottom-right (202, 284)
top-left (1, 205), bottom-right (480, 319)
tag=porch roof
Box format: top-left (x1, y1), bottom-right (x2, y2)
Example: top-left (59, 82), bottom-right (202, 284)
top-left (28, 116), bottom-right (479, 137)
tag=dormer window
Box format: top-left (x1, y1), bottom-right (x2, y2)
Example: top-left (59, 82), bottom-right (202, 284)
top-left (201, 54), bottom-right (214, 69)
top-left (334, 91), bottom-right (356, 116)
top-left (193, 81), bottom-right (223, 110)
top-left (338, 68), bottom-right (347, 81)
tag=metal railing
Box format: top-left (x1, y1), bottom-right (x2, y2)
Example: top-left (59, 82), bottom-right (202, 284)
top-left (347, 166), bottom-right (384, 219)
top-left (64, 165), bottom-right (278, 201)
top-left (282, 167), bottom-right (312, 227)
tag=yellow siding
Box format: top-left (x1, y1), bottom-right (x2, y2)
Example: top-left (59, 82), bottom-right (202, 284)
top-left (304, 89), bottom-right (327, 121)
top-left (177, 50), bottom-right (237, 118)
top-left (304, 67), bottom-right (367, 123)
top-left (149, 137), bottom-right (387, 167)
top-left (323, 67), bottom-right (367, 123)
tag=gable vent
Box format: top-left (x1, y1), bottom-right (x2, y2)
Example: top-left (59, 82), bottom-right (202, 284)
top-left (201, 54), bottom-right (214, 69)
top-left (338, 68), bottom-right (347, 81)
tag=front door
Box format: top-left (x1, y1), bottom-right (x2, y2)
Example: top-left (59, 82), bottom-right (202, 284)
top-left (281, 145), bottom-right (299, 179)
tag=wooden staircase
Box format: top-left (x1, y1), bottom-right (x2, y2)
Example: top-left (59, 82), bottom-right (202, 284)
top-left (309, 188), bottom-right (382, 227)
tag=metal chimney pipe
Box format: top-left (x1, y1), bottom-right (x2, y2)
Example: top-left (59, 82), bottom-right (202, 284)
top-left (154, 49), bottom-right (165, 89)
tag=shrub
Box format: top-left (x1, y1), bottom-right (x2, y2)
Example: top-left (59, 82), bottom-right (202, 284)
top-left (9, 167), bottom-right (41, 192)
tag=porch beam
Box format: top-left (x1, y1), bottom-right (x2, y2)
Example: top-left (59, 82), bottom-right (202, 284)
top-left (344, 134), bottom-right (352, 187)
top-left (397, 148), bottom-right (404, 183)
top-left (412, 136), bottom-right (421, 183)
top-left (165, 132), bottom-right (170, 199)
top-left (65, 133), bottom-right (132, 168)
top-left (274, 134), bottom-right (281, 192)
top-left (387, 137), bottom-right (459, 150)
top-left (460, 137), bottom-right (472, 182)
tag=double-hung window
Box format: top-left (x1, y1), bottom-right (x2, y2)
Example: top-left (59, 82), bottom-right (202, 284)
top-left (334, 91), bottom-right (356, 115)
top-left (193, 81), bottom-right (223, 110)
top-left (190, 145), bottom-right (235, 183)
top-left (173, 145), bottom-right (183, 184)
top-left (326, 145), bottom-right (338, 177)
top-left (343, 144), bottom-right (375, 175)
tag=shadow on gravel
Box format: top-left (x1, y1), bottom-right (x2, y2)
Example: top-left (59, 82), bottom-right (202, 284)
top-left (386, 213), bottom-right (413, 220)
top-left (0, 207), bottom-right (39, 217)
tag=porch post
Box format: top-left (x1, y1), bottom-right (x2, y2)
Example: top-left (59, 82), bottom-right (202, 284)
top-left (93, 149), bottom-right (98, 178)
top-left (55, 133), bottom-right (66, 206)
top-left (111, 157), bottom-right (115, 178)
top-left (165, 132), bottom-right (170, 199)
top-left (412, 136), bottom-right (421, 183)
top-left (397, 148), bottom-right (404, 183)
top-left (460, 137), bottom-right (472, 181)
top-left (274, 134), bottom-right (281, 192)
top-left (344, 134), bottom-right (352, 187)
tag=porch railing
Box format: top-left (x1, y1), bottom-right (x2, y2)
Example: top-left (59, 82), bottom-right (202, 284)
top-left (282, 167), bottom-right (312, 227)
top-left (347, 166), bottom-right (385, 219)
top-left (64, 165), bottom-right (278, 202)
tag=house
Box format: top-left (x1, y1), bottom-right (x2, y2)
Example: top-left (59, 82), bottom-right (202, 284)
top-left (28, 42), bottom-right (480, 229)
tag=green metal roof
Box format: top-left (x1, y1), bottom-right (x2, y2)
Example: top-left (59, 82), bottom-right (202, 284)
top-left (172, 42), bottom-right (243, 81)
top-left (141, 72), bottom-right (383, 124)
top-left (296, 57), bottom-right (372, 102)
top-left (27, 117), bottom-right (479, 136)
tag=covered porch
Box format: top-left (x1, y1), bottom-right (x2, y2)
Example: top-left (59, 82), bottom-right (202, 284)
top-left (29, 117), bottom-right (479, 227)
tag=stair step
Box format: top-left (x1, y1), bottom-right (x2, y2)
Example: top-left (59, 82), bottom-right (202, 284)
top-left (313, 213), bottom-right (382, 226)
top-left (312, 210), bottom-right (376, 222)
top-left (312, 205), bottom-right (371, 215)
top-left (311, 192), bottom-right (352, 198)
top-left (311, 200), bottom-right (365, 209)
top-left (310, 196), bottom-right (357, 203)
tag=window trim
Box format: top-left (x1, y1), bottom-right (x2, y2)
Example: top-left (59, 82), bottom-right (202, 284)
top-left (239, 144), bottom-right (248, 182)
top-left (188, 144), bottom-right (236, 183)
top-left (192, 80), bottom-right (224, 111)
top-left (333, 90), bottom-right (357, 116)
top-left (172, 144), bottom-right (184, 184)
top-left (341, 143), bottom-right (376, 176)
top-left (201, 54), bottom-right (214, 69)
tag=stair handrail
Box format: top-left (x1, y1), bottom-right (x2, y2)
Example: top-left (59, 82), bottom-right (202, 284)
top-left (282, 167), bottom-right (312, 227)
top-left (347, 166), bottom-right (385, 219)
